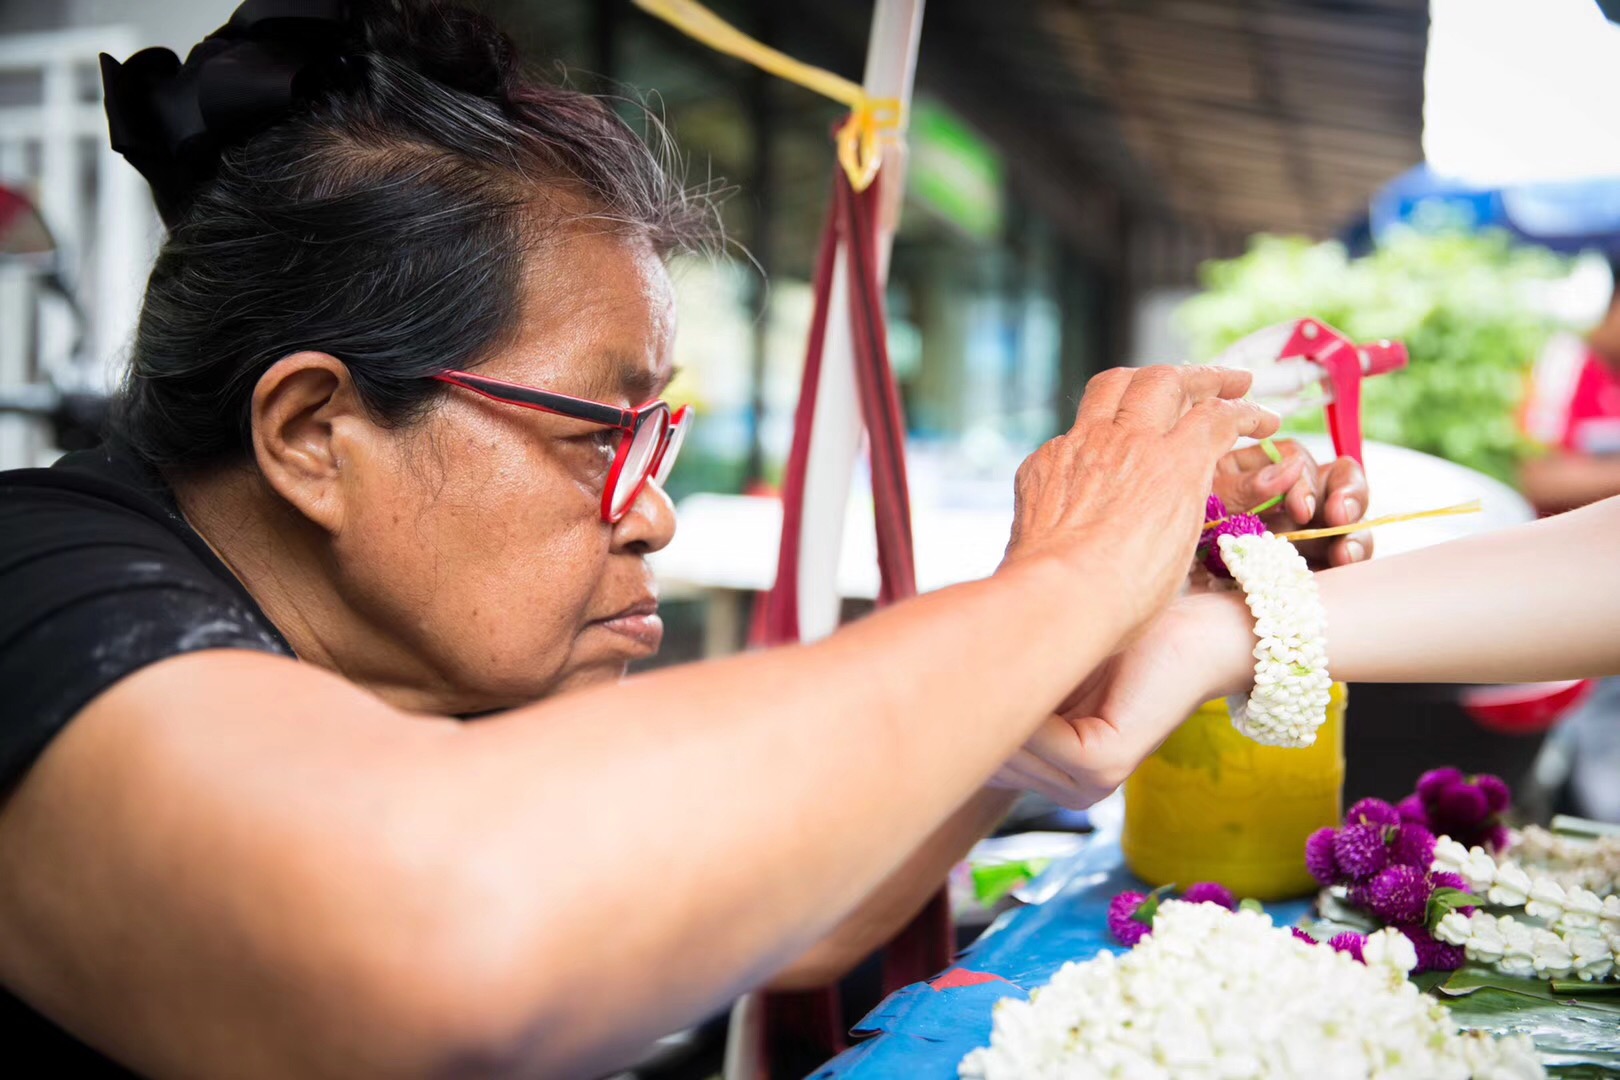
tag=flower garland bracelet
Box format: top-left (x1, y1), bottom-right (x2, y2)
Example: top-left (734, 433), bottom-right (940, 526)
top-left (1217, 530), bottom-right (1333, 748)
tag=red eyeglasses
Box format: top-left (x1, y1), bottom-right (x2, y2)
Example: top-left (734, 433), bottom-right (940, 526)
top-left (433, 370), bottom-right (691, 523)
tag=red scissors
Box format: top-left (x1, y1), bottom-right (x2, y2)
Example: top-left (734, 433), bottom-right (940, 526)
top-left (1210, 318), bottom-right (1408, 466)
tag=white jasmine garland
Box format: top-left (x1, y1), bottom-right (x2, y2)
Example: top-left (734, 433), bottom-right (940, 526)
top-left (958, 901), bottom-right (1543, 1080)
top-left (1558, 887), bottom-right (1603, 933)
top-left (1429, 837), bottom-right (1620, 984)
top-left (1489, 864), bottom-right (1533, 908)
top-left (1217, 532), bottom-right (1332, 748)
top-left (1524, 879), bottom-right (1567, 923)
top-left (1508, 826), bottom-right (1620, 897)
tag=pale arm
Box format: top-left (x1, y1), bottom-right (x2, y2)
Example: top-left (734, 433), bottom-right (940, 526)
top-left (1189, 492), bottom-right (1620, 690)
top-left (1008, 495), bottom-right (1620, 807)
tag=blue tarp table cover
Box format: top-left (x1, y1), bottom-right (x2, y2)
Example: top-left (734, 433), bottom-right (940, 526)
top-left (810, 831), bottom-right (1313, 1079)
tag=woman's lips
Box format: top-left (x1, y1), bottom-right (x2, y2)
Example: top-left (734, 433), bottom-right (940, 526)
top-left (594, 601), bottom-right (663, 653)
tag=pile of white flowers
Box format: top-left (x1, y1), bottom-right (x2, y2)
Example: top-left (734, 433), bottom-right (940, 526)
top-left (958, 901), bottom-right (1543, 1080)
top-left (1432, 836), bottom-right (1620, 983)
top-left (1217, 531), bottom-right (1333, 748)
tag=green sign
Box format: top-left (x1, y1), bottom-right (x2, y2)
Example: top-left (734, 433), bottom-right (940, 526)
top-left (907, 99), bottom-right (1004, 240)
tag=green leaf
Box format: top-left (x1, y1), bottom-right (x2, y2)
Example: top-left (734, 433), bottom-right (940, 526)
top-left (1433, 966), bottom-right (1620, 1074)
top-left (1550, 981), bottom-right (1620, 997)
top-left (1132, 883), bottom-right (1177, 925)
top-left (1426, 887), bottom-right (1477, 927)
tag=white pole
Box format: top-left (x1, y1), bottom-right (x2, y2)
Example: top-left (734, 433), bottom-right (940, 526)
top-left (793, 0), bottom-right (924, 642)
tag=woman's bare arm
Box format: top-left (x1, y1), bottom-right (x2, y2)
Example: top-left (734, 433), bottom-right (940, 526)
top-left (0, 560), bottom-right (1116, 1079)
top-left (0, 368), bottom-right (1273, 1078)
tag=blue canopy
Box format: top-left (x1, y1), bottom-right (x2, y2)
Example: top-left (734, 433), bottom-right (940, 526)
top-left (1370, 164), bottom-right (1620, 254)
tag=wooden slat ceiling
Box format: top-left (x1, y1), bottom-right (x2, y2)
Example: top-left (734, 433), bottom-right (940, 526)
top-left (1034, 0), bottom-right (1429, 236)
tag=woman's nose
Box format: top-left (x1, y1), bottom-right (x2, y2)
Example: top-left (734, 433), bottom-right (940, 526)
top-left (611, 479), bottom-right (677, 555)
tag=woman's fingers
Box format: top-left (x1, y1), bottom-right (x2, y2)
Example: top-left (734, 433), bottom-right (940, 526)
top-left (1215, 443), bottom-right (1310, 519)
top-left (1182, 396), bottom-right (1280, 451)
top-left (1116, 366), bottom-right (1254, 431)
top-left (1317, 457), bottom-right (1373, 565)
top-left (1325, 530), bottom-right (1374, 566)
top-left (1320, 456), bottom-right (1369, 529)
top-left (1076, 367), bottom-right (1135, 423)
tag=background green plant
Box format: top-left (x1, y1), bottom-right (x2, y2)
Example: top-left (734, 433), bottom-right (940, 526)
top-left (1176, 231), bottom-right (1576, 484)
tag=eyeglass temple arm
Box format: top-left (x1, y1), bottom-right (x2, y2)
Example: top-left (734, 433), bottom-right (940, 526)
top-left (433, 372), bottom-right (633, 428)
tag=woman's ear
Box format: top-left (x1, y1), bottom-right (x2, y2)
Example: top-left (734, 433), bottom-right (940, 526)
top-left (250, 352), bottom-right (377, 534)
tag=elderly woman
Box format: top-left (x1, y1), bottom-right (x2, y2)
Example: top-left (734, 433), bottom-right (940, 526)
top-left (0, 2), bottom-right (1370, 1076)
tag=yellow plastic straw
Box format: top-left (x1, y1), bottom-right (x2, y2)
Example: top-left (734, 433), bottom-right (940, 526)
top-left (632, 0), bottom-right (902, 191)
top-left (1277, 499), bottom-right (1483, 543)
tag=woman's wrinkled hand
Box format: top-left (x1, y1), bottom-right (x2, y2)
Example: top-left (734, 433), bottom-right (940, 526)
top-left (1001, 365), bottom-right (1279, 640)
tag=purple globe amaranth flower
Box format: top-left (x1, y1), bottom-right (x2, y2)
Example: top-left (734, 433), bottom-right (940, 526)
top-left (1201, 512), bottom-right (1268, 579)
top-left (1205, 494), bottom-right (1227, 521)
top-left (1107, 891), bottom-right (1152, 947)
top-left (1389, 823), bottom-right (1437, 870)
top-left (1329, 932), bottom-right (1367, 963)
top-left (1396, 794), bottom-right (1430, 827)
top-left (1367, 864), bottom-right (1432, 925)
top-left (1348, 882), bottom-right (1375, 910)
top-left (1475, 773), bottom-right (1512, 815)
top-left (1183, 882), bottom-right (1237, 910)
top-left (1291, 927), bottom-right (1318, 945)
top-left (1417, 767), bottom-right (1465, 803)
top-left (1485, 825), bottom-right (1511, 855)
top-left (1333, 823), bottom-right (1390, 882)
top-left (1432, 871), bottom-right (1470, 894)
top-left (1305, 827), bottom-right (1342, 887)
top-left (1435, 783), bottom-right (1490, 830)
top-left (1400, 925), bottom-right (1466, 974)
top-left (1347, 798), bottom-right (1401, 829)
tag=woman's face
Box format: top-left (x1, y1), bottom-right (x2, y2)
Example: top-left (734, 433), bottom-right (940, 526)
top-left (335, 227), bottom-right (680, 713)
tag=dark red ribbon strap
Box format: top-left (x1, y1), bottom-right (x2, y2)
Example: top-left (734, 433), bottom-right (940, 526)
top-left (755, 161), bottom-right (950, 1075)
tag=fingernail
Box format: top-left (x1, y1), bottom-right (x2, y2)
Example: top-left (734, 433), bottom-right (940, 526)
top-left (1303, 494), bottom-right (1316, 520)
top-left (1346, 539), bottom-right (1366, 562)
top-left (1344, 497), bottom-right (1361, 521)
top-left (1259, 464), bottom-right (1283, 484)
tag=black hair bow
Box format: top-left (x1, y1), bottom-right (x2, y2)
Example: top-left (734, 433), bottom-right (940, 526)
top-left (100, 0), bottom-right (356, 227)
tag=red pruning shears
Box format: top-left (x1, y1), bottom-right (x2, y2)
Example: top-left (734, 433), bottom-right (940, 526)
top-left (1210, 318), bottom-right (1408, 466)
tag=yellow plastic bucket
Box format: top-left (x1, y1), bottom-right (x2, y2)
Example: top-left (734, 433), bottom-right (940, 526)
top-left (1122, 683), bottom-right (1346, 901)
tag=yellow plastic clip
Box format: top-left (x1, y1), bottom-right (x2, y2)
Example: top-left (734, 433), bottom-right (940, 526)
top-left (632, 0), bottom-right (902, 191)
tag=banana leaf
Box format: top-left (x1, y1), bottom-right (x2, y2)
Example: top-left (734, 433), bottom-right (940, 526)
top-left (1435, 966), bottom-right (1620, 1075)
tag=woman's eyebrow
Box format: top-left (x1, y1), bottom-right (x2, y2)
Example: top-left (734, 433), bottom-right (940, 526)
top-left (622, 362), bottom-right (679, 403)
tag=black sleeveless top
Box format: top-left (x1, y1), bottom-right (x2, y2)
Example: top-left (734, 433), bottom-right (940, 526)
top-left (0, 442), bottom-right (292, 1073)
